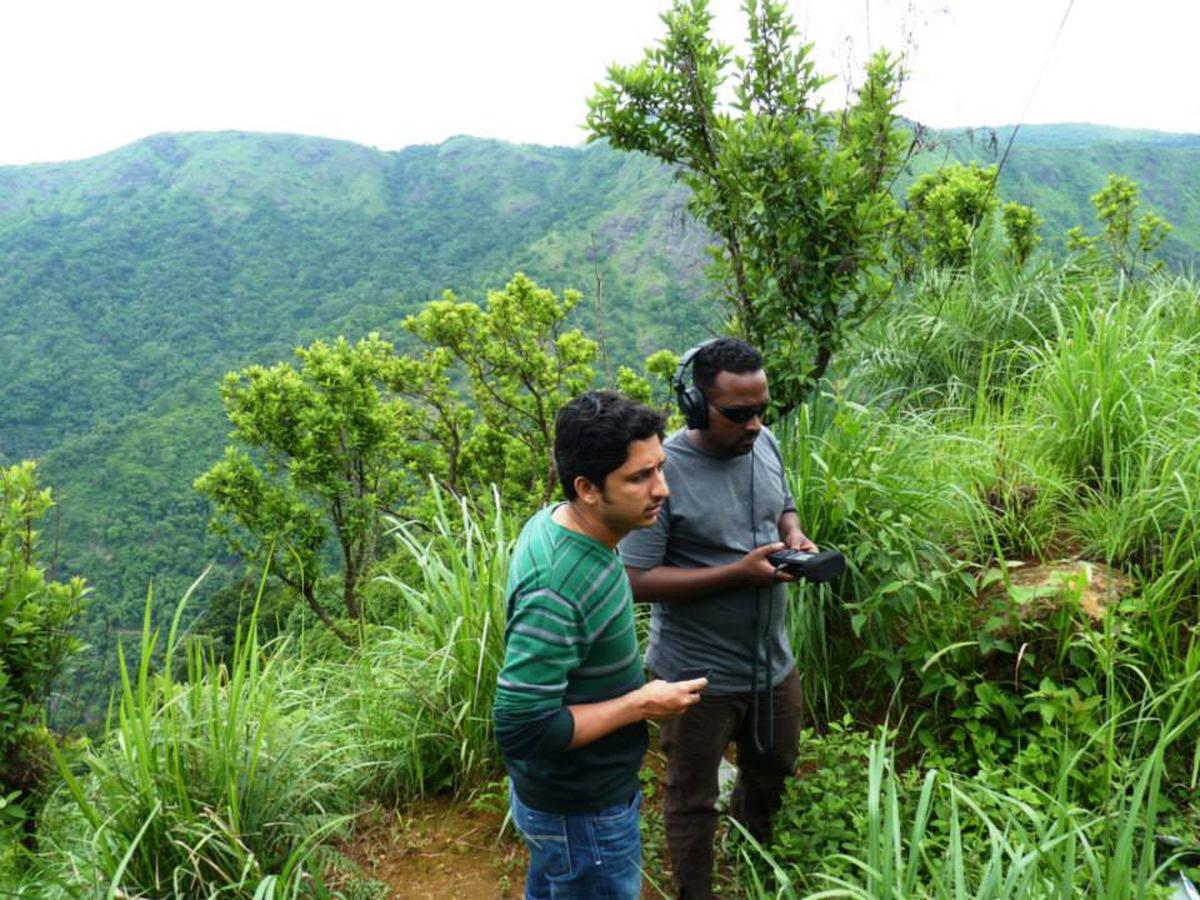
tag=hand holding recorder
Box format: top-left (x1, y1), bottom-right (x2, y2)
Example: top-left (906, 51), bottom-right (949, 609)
top-left (767, 547), bottom-right (846, 582)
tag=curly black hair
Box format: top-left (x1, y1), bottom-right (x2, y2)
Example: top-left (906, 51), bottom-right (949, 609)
top-left (555, 391), bottom-right (666, 500)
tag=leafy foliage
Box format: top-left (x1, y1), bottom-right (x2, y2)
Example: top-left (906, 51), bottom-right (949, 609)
top-left (197, 274), bottom-right (623, 646)
top-left (761, 249), bottom-right (1200, 869)
top-left (7, 124), bottom-right (1200, 896)
top-left (1001, 200), bottom-right (1043, 267)
top-left (765, 717), bottom-right (885, 888)
top-left (0, 463), bottom-right (84, 844)
top-left (747, 673), bottom-right (1200, 898)
top-left (196, 334), bottom-right (410, 637)
top-left (0, 132), bottom-right (714, 678)
top-left (587, 0), bottom-right (910, 410)
top-left (1067, 173), bottom-right (1174, 279)
top-left (1, 130), bottom-right (1195, 679)
top-left (899, 162), bottom-right (999, 271)
top-left (896, 163), bottom-right (1046, 275)
top-left (913, 124), bottom-right (1197, 267)
top-left (398, 273), bottom-right (599, 508)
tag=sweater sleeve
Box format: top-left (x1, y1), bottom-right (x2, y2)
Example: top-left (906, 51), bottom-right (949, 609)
top-left (493, 588), bottom-right (588, 759)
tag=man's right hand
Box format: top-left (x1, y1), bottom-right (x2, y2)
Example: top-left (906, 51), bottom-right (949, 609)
top-left (635, 678), bottom-right (706, 721)
top-left (735, 542), bottom-right (797, 586)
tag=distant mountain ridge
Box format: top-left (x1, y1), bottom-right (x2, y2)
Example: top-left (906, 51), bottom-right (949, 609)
top-left (911, 123), bottom-right (1200, 264)
top-left (0, 130), bottom-right (714, 626)
top-left (946, 122), bottom-right (1200, 148)
top-left (0, 124), bottom-right (1196, 628)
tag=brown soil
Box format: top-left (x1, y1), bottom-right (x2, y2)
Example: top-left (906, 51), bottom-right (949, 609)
top-left (333, 747), bottom-right (743, 898)
top-left (334, 796), bottom-right (526, 899)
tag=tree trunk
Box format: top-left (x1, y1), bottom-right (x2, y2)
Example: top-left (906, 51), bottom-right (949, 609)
top-left (804, 344), bottom-right (834, 394)
top-left (303, 583), bottom-right (354, 646)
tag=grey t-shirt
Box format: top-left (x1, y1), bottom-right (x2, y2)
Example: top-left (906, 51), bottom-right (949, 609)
top-left (618, 427), bottom-right (797, 694)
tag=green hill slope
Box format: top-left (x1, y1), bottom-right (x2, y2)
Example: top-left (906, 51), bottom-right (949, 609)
top-left (0, 132), bottom-right (715, 627)
top-left (1, 125), bottom-right (1197, 635)
top-left (914, 123), bottom-right (1200, 263)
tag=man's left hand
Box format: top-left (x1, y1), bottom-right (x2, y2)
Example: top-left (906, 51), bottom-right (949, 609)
top-left (785, 531), bottom-right (818, 553)
top-left (778, 511), bottom-right (817, 554)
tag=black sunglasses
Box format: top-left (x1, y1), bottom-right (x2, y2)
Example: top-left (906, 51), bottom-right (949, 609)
top-left (713, 403), bottom-right (768, 424)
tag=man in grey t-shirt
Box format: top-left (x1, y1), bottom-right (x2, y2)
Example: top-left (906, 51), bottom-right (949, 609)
top-left (618, 338), bottom-right (817, 899)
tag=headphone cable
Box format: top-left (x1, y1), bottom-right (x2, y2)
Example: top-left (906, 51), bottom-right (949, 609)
top-left (749, 445), bottom-right (775, 755)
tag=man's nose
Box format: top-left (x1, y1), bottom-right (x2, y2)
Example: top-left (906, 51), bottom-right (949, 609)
top-left (653, 470), bottom-right (669, 497)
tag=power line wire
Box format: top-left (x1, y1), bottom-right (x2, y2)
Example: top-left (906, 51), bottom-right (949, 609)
top-left (986, 0), bottom-right (1078, 201)
top-left (906, 0), bottom-right (1077, 394)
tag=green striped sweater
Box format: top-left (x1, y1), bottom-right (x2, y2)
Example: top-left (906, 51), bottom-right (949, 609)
top-left (493, 505), bottom-right (648, 813)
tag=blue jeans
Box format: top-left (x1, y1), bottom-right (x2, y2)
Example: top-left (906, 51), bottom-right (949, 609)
top-left (509, 785), bottom-right (642, 899)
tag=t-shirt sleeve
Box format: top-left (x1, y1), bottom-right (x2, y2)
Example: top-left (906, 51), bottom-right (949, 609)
top-left (781, 473), bottom-right (796, 514)
top-left (617, 495), bottom-right (670, 569)
top-left (767, 429), bottom-right (797, 513)
top-left (492, 588), bottom-right (587, 759)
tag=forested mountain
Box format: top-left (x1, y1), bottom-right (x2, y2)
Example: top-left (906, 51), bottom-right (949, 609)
top-left (0, 132), bottom-right (714, 634)
top-left (1, 124), bottom-right (1196, 640)
top-left (912, 123), bottom-right (1200, 263)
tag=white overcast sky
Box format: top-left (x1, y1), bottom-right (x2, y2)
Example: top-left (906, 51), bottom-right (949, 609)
top-left (2, 0), bottom-right (1197, 167)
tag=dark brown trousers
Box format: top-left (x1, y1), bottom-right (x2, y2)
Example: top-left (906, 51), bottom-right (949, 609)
top-left (657, 668), bottom-right (804, 900)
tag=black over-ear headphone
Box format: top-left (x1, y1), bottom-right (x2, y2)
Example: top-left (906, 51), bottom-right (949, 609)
top-left (672, 339), bottom-right (719, 430)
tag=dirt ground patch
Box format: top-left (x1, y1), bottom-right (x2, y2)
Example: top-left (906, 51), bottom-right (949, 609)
top-left (335, 795), bottom-right (526, 899)
top-left (981, 557), bottom-right (1130, 625)
top-left (334, 747), bottom-right (743, 898)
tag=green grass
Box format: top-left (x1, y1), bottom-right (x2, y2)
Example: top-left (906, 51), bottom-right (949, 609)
top-left (43, 573), bottom-right (362, 898)
top-left (367, 484), bottom-right (514, 798)
top-left (747, 259), bottom-right (1200, 896)
top-left (741, 667), bottom-right (1200, 897)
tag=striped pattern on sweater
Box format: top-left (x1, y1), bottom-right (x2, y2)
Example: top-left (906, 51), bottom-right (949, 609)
top-left (493, 505), bottom-right (647, 813)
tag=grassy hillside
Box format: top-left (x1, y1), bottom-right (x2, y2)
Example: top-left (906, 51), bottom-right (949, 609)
top-left (10, 258), bottom-right (1200, 897)
top-left (1, 124), bottom-right (1197, 635)
top-left (0, 132), bottom-right (715, 626)
top-left (915, 123), bottom-right (1200, 263)
top-left (5, 123), bottom-right (1200, 894)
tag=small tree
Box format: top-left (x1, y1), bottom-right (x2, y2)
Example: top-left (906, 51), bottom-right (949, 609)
top-left (398, 273), bottom-right (598, 508)
top-left (197, 275), bottom-right (609, 641)
top-left (0, 462), bottom-right (85, 845)
top-left (587, 0), bottom-right (910, 411)
top-left (898, 162), bottom-right (998, 272)
top-left (1001, 200), bottom-right (1042, 268)
top-left (196, 335), bottom-right (408, 640)
top-left (1067, 174), bottom-right (1172, 281)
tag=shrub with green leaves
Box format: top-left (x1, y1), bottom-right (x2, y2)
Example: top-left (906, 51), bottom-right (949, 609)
top-left (0, 462), bottom-right (85, 849)
top-left (47, 584), bottom-right (359, 898)
top-left (764, 718), bottom-right (895, 890)
top-left (1067, 173), bottom-right (1173, 280)
top-left (899, 162), bottom-right (999, 271)
top-left (1002, 200), bottom-right (1043, 267)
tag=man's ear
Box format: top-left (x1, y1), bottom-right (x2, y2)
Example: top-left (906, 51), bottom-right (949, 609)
top-left (573, 474), bottom-right (603, 506)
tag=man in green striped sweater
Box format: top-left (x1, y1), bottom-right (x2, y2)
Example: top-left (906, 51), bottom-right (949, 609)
top-left (494, 391), bottom-right (707, 899)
